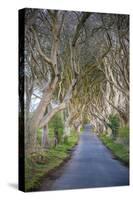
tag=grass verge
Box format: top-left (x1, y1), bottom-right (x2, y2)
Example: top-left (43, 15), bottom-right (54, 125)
top-left (25, 132), bottom-right (78, 192)
top-left (100, 134), bottom-right (129, 166)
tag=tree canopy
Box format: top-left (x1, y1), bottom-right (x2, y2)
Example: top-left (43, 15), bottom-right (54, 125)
top-left (22, 9), bottom-right (129, 153)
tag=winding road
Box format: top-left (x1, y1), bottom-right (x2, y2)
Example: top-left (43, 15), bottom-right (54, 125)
top-left (40, 125), bottom-right (129, 191)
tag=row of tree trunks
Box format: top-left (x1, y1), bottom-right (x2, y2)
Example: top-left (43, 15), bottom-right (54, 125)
top-left (27, 78), bottom-right (58, 153)
top-left (26, 11), bottom-right (62, 153)
top-left (26, 12), bottom-right (92, 153)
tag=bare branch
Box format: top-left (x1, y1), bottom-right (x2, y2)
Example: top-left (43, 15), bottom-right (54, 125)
top-left (31, 27), bottom-right (53, 66)
top-left (72, 12), bottom-right (91, 47)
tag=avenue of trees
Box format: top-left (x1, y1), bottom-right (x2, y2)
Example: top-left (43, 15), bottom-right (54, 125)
top-left (21, 9), bottom-right (129, 154)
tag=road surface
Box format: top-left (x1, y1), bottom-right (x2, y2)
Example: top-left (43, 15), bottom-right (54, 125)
top-left (40, 125), bottom-right (129, 191)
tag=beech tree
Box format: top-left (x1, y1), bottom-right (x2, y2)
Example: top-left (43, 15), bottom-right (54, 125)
top-left (25, 9), bottom-right (91, 153)
top-left (24, 9), bottom-right (129, 153)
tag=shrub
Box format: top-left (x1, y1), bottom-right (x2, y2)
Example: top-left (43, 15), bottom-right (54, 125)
top-left (49, 112), bottom-right (64, 143)
top-left (108, 114), bottom-right (120, 138)
top-left (118, 126), bottom-right (129, 145)
top-left (63, 135), bottom-right (69, 144)
top-left (37, 112), bottom-right (64, 146)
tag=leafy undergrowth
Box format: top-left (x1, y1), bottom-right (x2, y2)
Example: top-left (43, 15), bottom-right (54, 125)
top-left (100, 134), bottom-right (129, 166)
top-left (118, 126), bottom-right (129, 146)
top-left (25, 133), bottom-right (78, 192)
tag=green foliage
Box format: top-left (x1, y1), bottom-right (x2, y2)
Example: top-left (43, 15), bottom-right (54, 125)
top-left (37, 112), bottom-right (64, 145)
top-left (80, 127), bottom-right (84, 133)
top-left (108, 114), bottom-right (120, 138)
top-left (25, 131), bottom-right (78, 191)
top-left (49, 112), bottom-right (64, 143)
top-left (118, 126), bottom-right (129, 138)
top-left (49, 112), bottom-right (64, 131)
top-left (118, 126), bottom-right (129, 145)
top-left (100, 134), bottom-right (129, 165)
top-left (63, 135), bottom-right (69, 145)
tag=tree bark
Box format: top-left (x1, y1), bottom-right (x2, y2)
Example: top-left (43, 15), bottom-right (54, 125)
top-left (64, 121), bottom-right (71, 137)
top-left (27, 77), bottom-right (58, 153)
top-left (41, 124), bottom-right (49, 147)
top-left (39, 102), bottom-right (66, 129)
top-left (26, 126), bottom-right (37, 154)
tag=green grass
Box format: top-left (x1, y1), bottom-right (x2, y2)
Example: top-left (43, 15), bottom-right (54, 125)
top-left (25, 132), bottom-right (78, 192)
top-left (100, 134), bottom-right (129, 166)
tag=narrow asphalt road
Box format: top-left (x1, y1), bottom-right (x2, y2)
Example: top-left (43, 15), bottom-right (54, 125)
top-left (40, 125), bottom-right (129, 191)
